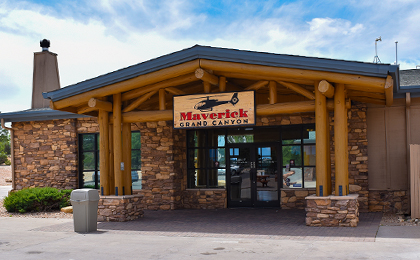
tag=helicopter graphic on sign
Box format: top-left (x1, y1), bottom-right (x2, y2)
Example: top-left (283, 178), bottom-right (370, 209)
top-left (192, 93), bottom-right (239, 112)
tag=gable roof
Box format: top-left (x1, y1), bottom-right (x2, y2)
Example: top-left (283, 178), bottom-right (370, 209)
top-left (43, 45), bottom-right (400, 102)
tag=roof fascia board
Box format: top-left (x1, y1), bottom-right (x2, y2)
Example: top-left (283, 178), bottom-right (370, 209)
top-left (0, 110), bottom-right (90, 123)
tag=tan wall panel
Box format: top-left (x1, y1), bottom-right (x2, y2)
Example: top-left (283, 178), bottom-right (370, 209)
top-left (387, 107), bottom-right (407, 189)
top-left (367, 107), bottom-right (387, 189)
top-left (368, 103), bottom-right (408, 190)
top-left (409, 107), bottom-right (420, 144)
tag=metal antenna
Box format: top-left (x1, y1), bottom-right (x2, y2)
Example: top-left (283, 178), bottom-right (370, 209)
top-left (373, 36), bottom-right (382, 63)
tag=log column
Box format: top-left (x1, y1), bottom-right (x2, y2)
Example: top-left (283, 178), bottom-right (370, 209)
top-left (98, 110), bottom-right (110, 195)
top-left (113, 93), bottom-right (124, 196)
top-left (315, 81), bottom-right (331, 196)
top-left (122, 123), bottom-right (132, 195)
top-left (334, 84), bottom-right (349, 196)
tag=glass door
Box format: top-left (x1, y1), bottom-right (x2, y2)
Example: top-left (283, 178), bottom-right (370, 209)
top-left (254, 145), bottom-right (280, 207)
top-left (227, 144), bottom-right (280, 208)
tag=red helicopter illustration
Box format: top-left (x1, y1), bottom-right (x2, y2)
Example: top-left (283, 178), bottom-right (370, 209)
top-left (192, 93), bottom-right (239, 112)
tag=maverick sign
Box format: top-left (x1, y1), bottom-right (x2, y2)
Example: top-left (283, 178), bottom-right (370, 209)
top-left (173, 91), bottom-right (256, 129)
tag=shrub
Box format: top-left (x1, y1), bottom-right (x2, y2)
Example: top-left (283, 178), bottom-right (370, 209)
top-left (3, 187), bottom-right (72, 213)
top-left (5, 159), bottom-right (11, 165)
top-left (0, 152), bottom-right (7, 164)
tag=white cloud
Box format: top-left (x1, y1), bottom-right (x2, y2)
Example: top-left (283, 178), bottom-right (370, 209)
top-left (1, 0), bottom-right (420, 113)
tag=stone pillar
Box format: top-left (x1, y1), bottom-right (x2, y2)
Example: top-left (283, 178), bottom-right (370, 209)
top-left (305, 194), bottom-right (359, 227)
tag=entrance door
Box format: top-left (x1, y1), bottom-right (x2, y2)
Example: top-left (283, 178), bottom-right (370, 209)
top-left (227, 144), bottom-right (280, 207)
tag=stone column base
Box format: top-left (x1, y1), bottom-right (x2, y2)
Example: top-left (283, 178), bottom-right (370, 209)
top-left (305, 194), bottom-right (359, 227)
top-left (98, 194), bottom-right (144, 222)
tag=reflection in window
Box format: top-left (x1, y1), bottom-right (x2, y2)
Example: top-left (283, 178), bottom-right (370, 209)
top-left (78, 131), bottom-right (142, 190)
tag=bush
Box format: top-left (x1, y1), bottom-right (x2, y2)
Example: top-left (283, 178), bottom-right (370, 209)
top-left (5, 159), bottom-right (11, 165)
top-left (0, 152), bottom-right (7, 164)
top-left (3, 187), bottom-right (72, 213)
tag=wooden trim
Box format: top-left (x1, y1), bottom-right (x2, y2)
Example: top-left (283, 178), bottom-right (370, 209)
top-left (53, 60), bottom-right (199, 109)
top-left (245, 80), bottom-right (269, 91)
top-left (269, 81), bottom-right (277, 104)
top-left (318, 80), bottom-right (335, 98)
top-left (88, 98), bottom-right (113, 112)
top-left (123, 90), bottom-right (158, 113)
top-left (385, 75), bottom-right (394, 106)
top-left (195, 68), bottom-right (219, 85)
top-left (257, 101), bottom-right (316, 116)
top-left (200, 59), bottom-right (385, 89)
top-left (113, 93), bottom-right (123, 196)
top-left (98, 110), bottom-right (110, 195)
top-left (159, 89), bottom-right (166, 110)
top-left (108, 124), bottom-right (115, 194)
top-left (346, 84), bottom-right (385, 93)
top-left (277, 81), bottom-right (315, 100)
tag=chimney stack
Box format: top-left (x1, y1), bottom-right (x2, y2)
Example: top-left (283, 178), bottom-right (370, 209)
top-left (32, 39), bottom-right (61, 109)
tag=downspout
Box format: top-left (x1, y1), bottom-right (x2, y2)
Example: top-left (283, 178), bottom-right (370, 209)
top-left (406, 92), bottom-right (411, 213)
top-left (1, 119), bottom-right (15, 190)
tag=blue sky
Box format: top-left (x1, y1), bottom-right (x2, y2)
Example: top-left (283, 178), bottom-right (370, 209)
top-left (1, 0), bottom-right (420, 113)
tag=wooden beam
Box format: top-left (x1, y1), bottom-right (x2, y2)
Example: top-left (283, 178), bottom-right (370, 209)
top-left (203, 81), bottom-right (211, 93)
top-left (165, 87), bottom-right (186, 95)
top-left (269, 81), bottom-right (277, 104)
top-left (50, 100), bottom-right (78, 113)
top-left (315, 81), bottom-right (331, 196)
top-left (113, 93), bottom-right (123, 196)
top-left (334, 83), bottom-right (349, 196)
top-left (347, 90), bottom-right (385, 100)
top-left (350, 96), bottom-right (386, 105)
top-left (245, 80), bottom-right (269, 91)
top-left (219, 76), bottom-right (226, 92)
top-left (77, 105), bottom-right (96, 114)
top-left (318, 80), bottom-right (335, 98)
top-left (277, 81), bottom-right (315, 100)
top-left (200, 59), bottom-right (386, 90)
top-left (159, 89), bottom-right (166, 110)
top-left (257, 101), bottom-right (316, 116)
top-left (195, 68), bottom-right (219, 86)
top-left (123, 90), bottom-right (157, 113)
top-left (108, 124), bottom-right (115, 194)
top-left (98, 110), bottom-right (110, 195)
top-left (122, 110), bottom-right (173, 123)
top-left (216, 71), bottom-right (315, 86)
top-left (385, 75), bottom-right (394, 106)
top-left (122, 73), bottom-right (197, 101)
top-left (52, 60), bottom-right (199, 110)
top-left (345, 84), bottom-right (386, 93)
top-left (88, 98), bottom-right (113, 112)
top-left (122, 123), bottom-right (132, 195)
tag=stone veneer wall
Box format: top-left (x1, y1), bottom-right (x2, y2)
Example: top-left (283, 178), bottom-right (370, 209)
top-left (138, 121), bottom-right (184, 210)
top-left (97, 195), bottom-right (144, 222)
top-left (368, 190), bottom-right (409, 213)
top-left (183, 190), bottom-right (227, 209)
top-left (281, 189), bottom-right (317, 209)
top-left (13, 119), bottom-right (78, 190)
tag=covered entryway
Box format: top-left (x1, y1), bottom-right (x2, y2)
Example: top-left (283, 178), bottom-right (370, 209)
top-left (43, 45), bottom-right (399, 221)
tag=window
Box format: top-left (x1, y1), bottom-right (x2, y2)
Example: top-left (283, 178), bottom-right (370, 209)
top-left (79, 131), bottom-right (142, 190)
top-left (187, 129), bottom-right (226, 188)
top-left (187, 125), bottom-right (316, 189)
top-left (281, 126), bottom-right (316, 188)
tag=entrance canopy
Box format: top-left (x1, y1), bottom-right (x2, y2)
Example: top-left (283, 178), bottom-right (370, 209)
top-left (43, 45), bottom-right (400, 197)
top-left (44, 45), bottom-right (399, 120)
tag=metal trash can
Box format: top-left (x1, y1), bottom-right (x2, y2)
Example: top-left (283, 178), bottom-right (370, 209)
top-left (70, 189), bottom-right (100, 232)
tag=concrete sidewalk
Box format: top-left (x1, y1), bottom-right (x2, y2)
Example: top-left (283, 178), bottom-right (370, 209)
top-left (0, 186), bottom-right (12, 200)
top-left (0, 209), bottom-right (419, 259)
